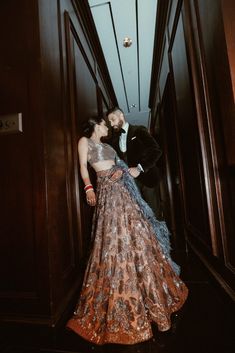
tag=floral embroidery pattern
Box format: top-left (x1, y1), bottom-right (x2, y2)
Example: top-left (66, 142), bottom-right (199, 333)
top-left (67, 168), bottom-right (188, 345)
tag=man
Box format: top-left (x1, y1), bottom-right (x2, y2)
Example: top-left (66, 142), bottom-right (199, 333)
top-left (106, 106), bottom-right (162, 218)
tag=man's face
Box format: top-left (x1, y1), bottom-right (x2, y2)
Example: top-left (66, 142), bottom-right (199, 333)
top-left (108, 112), bottom-right (124, 132)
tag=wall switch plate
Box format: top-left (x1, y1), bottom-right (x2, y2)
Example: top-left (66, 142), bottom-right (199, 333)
top-left (0, 113), bottom-right (23, 134)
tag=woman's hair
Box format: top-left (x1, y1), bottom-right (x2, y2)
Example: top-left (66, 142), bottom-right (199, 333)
top-left (82, 115), bottom-right (104, 137)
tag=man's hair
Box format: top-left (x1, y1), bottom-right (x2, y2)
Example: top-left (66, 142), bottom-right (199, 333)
top-left (106, 106), bottom-right (124, 117)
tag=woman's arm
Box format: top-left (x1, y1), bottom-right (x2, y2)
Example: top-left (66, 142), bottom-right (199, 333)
top-left (78, 137), bottom-right (96, 206)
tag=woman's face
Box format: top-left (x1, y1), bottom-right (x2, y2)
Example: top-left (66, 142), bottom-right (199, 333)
top-left (98, 120), bottom-right (108, 137)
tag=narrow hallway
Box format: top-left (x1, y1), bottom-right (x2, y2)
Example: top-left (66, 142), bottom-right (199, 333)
top-left (0, 1), bottom-right (235, 353)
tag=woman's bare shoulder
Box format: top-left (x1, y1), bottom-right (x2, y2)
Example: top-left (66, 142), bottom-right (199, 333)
top-left (78, 136), bottom-right (88, 147)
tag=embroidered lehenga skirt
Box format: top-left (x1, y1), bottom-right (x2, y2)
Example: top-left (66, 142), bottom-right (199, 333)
top-left (67, 165), bottom-right (188, 345)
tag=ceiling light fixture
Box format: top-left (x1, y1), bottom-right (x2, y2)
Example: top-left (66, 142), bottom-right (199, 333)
top-left (123, 37), bottom-right (132, 48)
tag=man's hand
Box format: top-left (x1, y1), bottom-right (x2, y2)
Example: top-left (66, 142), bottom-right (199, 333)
top-left (128, 167), bottom-right (141, 178)
top-left (110, 169), bottom-right (123, 182)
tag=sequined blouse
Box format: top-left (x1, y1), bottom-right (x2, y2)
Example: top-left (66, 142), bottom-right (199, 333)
top-left (87, 138), bottom-right (116, 165)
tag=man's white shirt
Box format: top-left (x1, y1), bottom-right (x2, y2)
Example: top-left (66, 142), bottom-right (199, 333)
top-left (119, 122), bottom-right (129, 152)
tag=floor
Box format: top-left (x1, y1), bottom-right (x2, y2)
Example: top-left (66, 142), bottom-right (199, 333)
top-left (1, 250), bottom-right (235, 353)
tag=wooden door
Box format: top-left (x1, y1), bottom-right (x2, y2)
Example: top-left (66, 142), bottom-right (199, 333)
top-left (159, 74), bottom-right (186, 250)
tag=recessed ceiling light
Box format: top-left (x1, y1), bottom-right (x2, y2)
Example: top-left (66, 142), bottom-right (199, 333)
top-left (123, 37), bottom-right (132, 48)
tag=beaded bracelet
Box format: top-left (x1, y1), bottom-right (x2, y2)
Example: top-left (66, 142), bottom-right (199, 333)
top-left (85, 188), bottom-right (94, 194)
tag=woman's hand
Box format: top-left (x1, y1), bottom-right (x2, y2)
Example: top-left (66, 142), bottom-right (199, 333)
top-left (128, 167), bottom-right (140, 178)
top-left (86, 190), bottom-right (96, 206)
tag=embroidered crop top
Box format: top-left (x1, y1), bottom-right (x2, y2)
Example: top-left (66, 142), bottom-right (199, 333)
top-left (87, 138), bottom-right (117, 165)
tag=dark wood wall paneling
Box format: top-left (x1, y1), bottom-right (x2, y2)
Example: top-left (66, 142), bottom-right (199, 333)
top-left (188, 0), bottom-right (235, 282)
top-left (150, 0), bottom-right (235, 299)
top-left (0, 0), bottom-right (50, 320)
top-left (220, 0), bottom-right (235, 165)
top-left (159, 76), bottom-right (183, 246)
top-left (170, 11), bottom-right (211, 249)
top-left (219, 2), bottom-right (235, 283)
top-left (183, 0), bottom-right (222, 258)
top-left (0, 0), bottom-right (116, 327)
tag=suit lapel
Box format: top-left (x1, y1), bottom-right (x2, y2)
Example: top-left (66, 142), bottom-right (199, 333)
top-left (112, 132), bottom-right (122, 155)
top-left (112, 124), bottom-right (136, 157)
top-left (126, 124), bottom-right (135, 151)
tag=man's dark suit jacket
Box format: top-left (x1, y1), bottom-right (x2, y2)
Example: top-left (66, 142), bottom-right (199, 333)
top-left (110, 124), bottom-right (162, 188)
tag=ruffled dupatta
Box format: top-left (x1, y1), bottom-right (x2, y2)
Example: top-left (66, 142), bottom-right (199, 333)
top-left (116, 158), bottom-right (180, 275)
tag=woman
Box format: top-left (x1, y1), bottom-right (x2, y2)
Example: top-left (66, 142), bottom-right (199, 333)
top-left (67, 116), bottom-right (188, 345)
